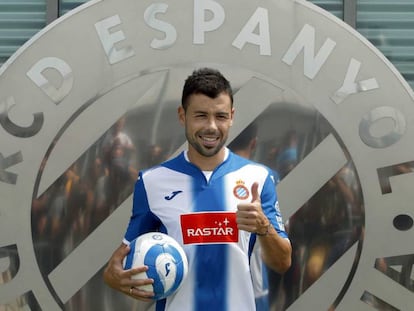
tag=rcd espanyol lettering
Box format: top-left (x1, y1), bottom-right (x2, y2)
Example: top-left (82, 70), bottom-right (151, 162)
top-left (1, 1), bottom-right (392, 180)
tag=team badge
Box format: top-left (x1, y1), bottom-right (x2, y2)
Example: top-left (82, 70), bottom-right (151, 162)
top-left (233, 180), bottom-right (249, 200)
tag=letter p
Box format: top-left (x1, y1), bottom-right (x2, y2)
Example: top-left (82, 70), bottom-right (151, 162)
top-left (194, 0), bottom-right (225, 44)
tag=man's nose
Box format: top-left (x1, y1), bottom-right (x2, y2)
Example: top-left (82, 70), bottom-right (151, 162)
top-left (206, 117), bottom-right (218, 130)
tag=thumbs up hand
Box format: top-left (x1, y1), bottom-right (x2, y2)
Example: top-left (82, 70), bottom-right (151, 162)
top-left (236, 182), bottom-right (270, 236)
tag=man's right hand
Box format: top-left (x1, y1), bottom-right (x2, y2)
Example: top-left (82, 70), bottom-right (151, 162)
top-left (103, 243), bottom-right (155, 301)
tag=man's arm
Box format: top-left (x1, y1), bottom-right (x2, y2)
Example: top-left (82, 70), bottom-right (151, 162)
top-left (236, 182), bottom-right (292, 274)
top-left (256, 223), bottom-right (292, 273)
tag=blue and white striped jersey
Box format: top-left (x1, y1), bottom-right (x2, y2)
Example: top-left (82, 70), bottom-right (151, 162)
top-left (124, 149), bottom-right (288, 311)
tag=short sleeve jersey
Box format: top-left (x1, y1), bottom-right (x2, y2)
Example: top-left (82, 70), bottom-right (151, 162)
top-left (124, 149), bottom-right (288, 311)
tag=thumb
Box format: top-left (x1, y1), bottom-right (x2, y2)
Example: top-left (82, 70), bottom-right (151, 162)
top-left (117, 244), bottom-right (131, 258)
top-left (251, 182), bottom-right (260, 203)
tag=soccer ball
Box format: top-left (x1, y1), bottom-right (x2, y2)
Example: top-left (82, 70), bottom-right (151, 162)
top-left (123, 232), bottom-right (188, 300)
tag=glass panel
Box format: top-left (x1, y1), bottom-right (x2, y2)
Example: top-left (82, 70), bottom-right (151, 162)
top-left (0, 0), bottom-right (46, 64)
top-left (59, 0), bottom-right (89, 16)
top-left (28, 66), bottom-right (364, 310)
top-left (357, 0), bottom-right (414, 91)
top-left (309, 0), bottom-right (344, 19)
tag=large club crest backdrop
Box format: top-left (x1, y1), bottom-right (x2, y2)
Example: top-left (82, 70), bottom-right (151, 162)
top-left (0, 0), bottom-right (413, 310)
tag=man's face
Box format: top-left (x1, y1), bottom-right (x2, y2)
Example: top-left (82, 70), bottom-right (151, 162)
top-left (179, 92), bottom-right (234, 158)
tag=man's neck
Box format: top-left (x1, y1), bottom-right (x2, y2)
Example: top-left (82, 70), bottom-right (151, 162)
top-left (186, 148), bottom-right (227, 171)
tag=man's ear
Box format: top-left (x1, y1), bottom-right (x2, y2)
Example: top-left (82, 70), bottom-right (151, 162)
top-left (178, 106), bottom-right (185, 125)
top-left (230, 107), bottom-right (235, 126)
top-left (250, 137), bottom-right (257, 151)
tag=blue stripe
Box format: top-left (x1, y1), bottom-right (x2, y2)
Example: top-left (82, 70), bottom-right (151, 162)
top-left (155, 299), bottom-right (166, 311)
top-left (144, 245), bottom-right (166, 298)
top-left (248, 234), bottom-right (256, 265)
top-left (194, 176), bottom-right (228, 310)
top-left (195, 244), bottom-right (228, 310)
top-left (124, 238), bottom-right (137, 269)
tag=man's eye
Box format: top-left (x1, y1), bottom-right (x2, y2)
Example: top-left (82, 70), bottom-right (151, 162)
top-left (217, 115), bottom-right (228, 120)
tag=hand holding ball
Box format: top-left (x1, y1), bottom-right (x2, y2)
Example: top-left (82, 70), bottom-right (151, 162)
top-left (123, 232), bottom-right (188, 300)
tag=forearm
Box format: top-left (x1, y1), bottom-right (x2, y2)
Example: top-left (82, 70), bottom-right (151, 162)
top-left (258, 226), bottom-right (292, 274)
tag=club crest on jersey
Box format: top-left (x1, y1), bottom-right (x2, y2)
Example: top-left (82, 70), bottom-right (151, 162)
top-left (233, 180), bottom-right (249, 200)
top-left (180, 212), bottom-right (238, 244)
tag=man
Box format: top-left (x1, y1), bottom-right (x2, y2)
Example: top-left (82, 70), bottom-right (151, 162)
top-left (103, 68), bottom-right (292, 311)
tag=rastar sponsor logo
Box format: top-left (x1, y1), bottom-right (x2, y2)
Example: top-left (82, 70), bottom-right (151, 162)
top-left (180, 212), bottom-right (238, 244)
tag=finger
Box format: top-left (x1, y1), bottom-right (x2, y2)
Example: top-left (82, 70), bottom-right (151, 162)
top-left (129, 276), bottom-right (154, 290)
top-left (237, 223), bottom-right (252, 232)
top-left (114, 244), bottom-right (130, 260)
top-left (123, 274), bottom-right (153, 293)
top-left (251, 182), bottom-right (260, 203)
top-left (129, 286), bottom-right (155, 301)
top-left (236, 217), bottom-right (257, 226)
top-left (123, 265), bottom-right (149, 279)
top-left (236, 203), bottom-right (253, 212)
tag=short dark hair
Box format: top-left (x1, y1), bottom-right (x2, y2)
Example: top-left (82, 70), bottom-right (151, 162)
top-left (181, 68), bottom-right (233, 110)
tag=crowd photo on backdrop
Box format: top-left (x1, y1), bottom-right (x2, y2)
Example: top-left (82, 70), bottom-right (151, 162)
top-left (103, 67), bottom-right (292, 311)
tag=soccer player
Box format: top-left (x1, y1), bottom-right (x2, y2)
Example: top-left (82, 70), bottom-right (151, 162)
top-left (103, 68), bottom-right (292, 311)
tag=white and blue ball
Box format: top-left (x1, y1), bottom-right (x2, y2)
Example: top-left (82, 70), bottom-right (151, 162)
top-left (123, 232), bottom-right (188, 300)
